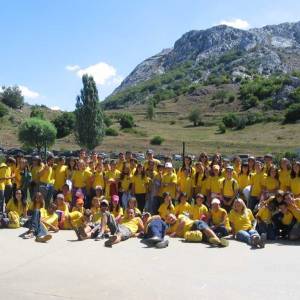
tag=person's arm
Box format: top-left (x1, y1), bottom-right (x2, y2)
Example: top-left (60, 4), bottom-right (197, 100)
top-left (41, 220), bottom-right (59, 232)
top-left (133, 218), bottom-right (145, 237)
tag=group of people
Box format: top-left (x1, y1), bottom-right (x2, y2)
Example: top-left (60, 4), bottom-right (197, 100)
top-left (0, 149), bottom-right (300, 249)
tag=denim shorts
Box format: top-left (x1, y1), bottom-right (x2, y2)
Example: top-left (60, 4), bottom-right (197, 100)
top-left (191, 220), bottom-right (209, 231)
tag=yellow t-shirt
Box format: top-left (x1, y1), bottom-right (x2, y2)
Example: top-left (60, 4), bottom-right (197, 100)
top-left (124, 207), bottom-right (141, 218)
top-left (63, 211), bottom-right (83, 229)
top-left (250, 172), bottom-right (266, 197)
top-left (105, 169), bottom-right (121, 181)
top-left (112, 207), bottom-right (124, 219)
top-left (53, 165), bottom-right (67, 190)
top-left (120, 175), bottom-right (132, 192)
top-left (238, 174), bottom-right (250, 190)
top-left (220, 178), bottom-right (238, 198)
top-left (31, 164), bottom-right (44, 183)
top-left (168, 215), bottom-right (194, 238)
top-left (121, 217), bottom-right (141, 234)
top-left (131, 175), bottom-right (149, 194)
top-left (290, 177), bottom-right (300, 196)
top-left (178, 174), bottom-right (194, 198)
top-left (209, 176), bottom-right (222, 194)
top-left (57, 202), bottom-right (70, 216)
top-left (174, 202), bottom-right (191, 216)
top-left (256, 206), bottom-right (272, 223)
top-left (288, 199), bottom-right (300, 222)
top-left (282, 211), bottom-right (294, 226)
top-left (72, 206), bottom-right (85, 214)
top-left (158, 202), bottom-right (175, 220)
top-left (161, 173), bottom-right (177, 198)
top-left (144, 159), bottom-right (161, 171)
top-left (229, 209), bottom-right (254, 232)
top-left (210, 208), bottom-right (231, 230)
top-left (43, 212), bottom-right (59, 229)
top-left (72, 170), bottom-right (90, 188)
top-left (200, 177), bottom-right (210, 196)
top-left (5, 166), bottom-right (13, 186)
top-left (189, 204), bottom-right (208, 220)
top-left (263, 177), bottom-right (279, 192)
top-left (40, 166), bottom-right (54, 184)
top-left (0, 165), bottom-right (7, 191)
top-left (278, 169), bottom-right (291, 191)
top-left (92, 171), bottom-right (105, 189)
top-left (116, 160), bottom-right (125, 172)
top-left (6, 198), bottom-right (28, 216)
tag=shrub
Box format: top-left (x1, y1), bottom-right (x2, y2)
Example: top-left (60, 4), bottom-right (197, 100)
top-left (30, 106), bottom-right (44, 119)
top-left (105, 127), bottom-right (118, 136)
top-left (283, 103), bottom-right (300, 123)
top-left (150, 136), bottom-right (164, 145)
top-left (235, 116), bottom-right (247, 130)
top-left (188, 109), bottom-right (202, 126)
top-left (227, 94), bottom-right (235, 103)
top-left (119, 113), bottom-right (134, 129)
top-left (52, 112), bottom-right (75, 138)
top-left (222, 113), bottom-right (239, 128)
top-left (170, 120), bottom-right (176, 125)
top-left (0, 102), bottom-right (8, 118)
top-left (218, 122), bottom-right (226, 134)
top-left (103, 114), bottom-right (113, 127)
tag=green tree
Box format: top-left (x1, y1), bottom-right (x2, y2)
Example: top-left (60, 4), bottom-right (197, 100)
top-left (74, 75), bottom-right (105, 150)
top-left (146, 101), bottom-right (155, 120)
top-left (52, 112), bottom-right (75, 138)
top-left (150, 136), bottom-right (164, 145)
top-left (0, 102), bottom-right (8, 118)
top-left (119, 113), bottom-right (134, 129)
top-left (103, 113), bottom-right (113, 127)
top-left (0, 86), bottom-right (24, 108)
top-left (18, 118), bottom-right (57, 152)
top-left (284, 103), bottom-right (300, 123)
top-left (30, 106), bottom-right (44, 119)
top-left (188, 109), bottom-right (202, 126)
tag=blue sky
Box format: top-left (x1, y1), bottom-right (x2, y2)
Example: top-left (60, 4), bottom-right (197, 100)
top-left (1, 0), bottom-right (300, 111)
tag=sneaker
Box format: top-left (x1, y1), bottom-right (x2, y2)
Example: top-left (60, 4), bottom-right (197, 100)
top-left (155, 240), bottom-right (169, 249)
top-left (35, 234), bottom-right (52, 243)
top-left (219, 237), bottom-right (229, 247)
top-left (95, 233), bottom-right (105, 241)
top-left (145, 236), bottom-right (162, 245)
top-left (259, 233), bottom-right (266, 248)
top-left (74, 228), bottom-right (82, 241)
top-left (23, 231), bottom-right (34, 239)
top-left (104, 235), bottom-right (118, 247)
top-left (208, 236), bottom-right (220, 246)
top-left (251, 235), bottom-right (260, 248)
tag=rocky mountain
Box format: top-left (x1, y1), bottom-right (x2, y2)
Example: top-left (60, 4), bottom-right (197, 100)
top-left (112, 21), bottom-right (300, 95)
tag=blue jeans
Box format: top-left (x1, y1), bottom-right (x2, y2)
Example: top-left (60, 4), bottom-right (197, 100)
top-left (24, 209), bottom-right (48, 237)
top-left (191, 220), bottom-right (209, 231)
top-left (121, 192), bottom-right (131, 209)
top-left (0, 190), bottom-right (5, 213)
top-left (39, 184), bottom-right (54, 208)
top-left (256, 221), bottom-right (276, 240)
top-left (212, 225), bottom-right (229, 237)
top-left (145, 219), bottom-right (167, 239)
top-left (236, 229), bottom-right (259, 244)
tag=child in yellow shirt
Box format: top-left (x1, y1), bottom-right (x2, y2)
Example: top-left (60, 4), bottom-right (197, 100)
top-left (273, 202), bottom-right (295, 239)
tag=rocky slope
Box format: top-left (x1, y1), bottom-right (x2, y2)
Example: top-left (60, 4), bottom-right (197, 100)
top-left (112, 21), bottom-right (300, 95)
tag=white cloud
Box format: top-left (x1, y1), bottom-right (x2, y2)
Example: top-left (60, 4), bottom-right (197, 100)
top-left (66, 65), bottom-right (80, 71)
top-left (18, 85), bottom-right (40, 99)
top-left (76, 62), bottom-right (118, 85)
top-left (218, 18), bottom-right (250, 30)
top-left (50, 106), bottom-right (61, 111)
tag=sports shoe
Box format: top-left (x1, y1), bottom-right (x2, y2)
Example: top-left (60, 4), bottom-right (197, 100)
top-left (95, 233), bottom-right (105, 241)
top-left (219, 237), bottom-right (229, 247)
top-left (23, 231), bottom-right (34, 239)
top-left (145, 236), bottom-right (162, 245)
top-left (35, 234), bottom-right (52, 243)
top-left (74, 228), bottom-right (82, 241)
top-left (259, 233), bottom-right (266, 248)
top-left (251, 235), bottom-right (260, 248)
top-left (155, 240), bottom-right (169, 249)
top-left (104, 235), bottom-right (118, 248)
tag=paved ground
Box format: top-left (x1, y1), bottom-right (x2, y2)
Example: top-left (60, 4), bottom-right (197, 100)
top-left (0, 229), bottom-right (299, 300)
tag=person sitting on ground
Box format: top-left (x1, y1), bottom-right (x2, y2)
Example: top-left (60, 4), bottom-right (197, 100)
top-left (208, 198), bottom-right (231, 237)
top-left (110, 194), bottom-right (123, 223)
top-left (23, 203), bottom-right (58, 242)
top-left (158, 192), bottom-right (175, 220)
top-left (123, 197), bottom-right (141, 218)
top-left (141, 212), bottom-right (169, 248)
top-left (165, 213), bottom-right (229, 247)
top-left (255, 202), bottom-right (276, 240)
top-left (72, 197), bottom-right (85, 214)
top-left (99, 208), bottom-right (144, 247)
top-left (189, 193), bottom-right (208, 221)
top-left (174, 192), bottom-right (191, 217)
top-left (284, 192), bottom-right (300, 240)
top-left (229, 198), bottom-right (265, 248)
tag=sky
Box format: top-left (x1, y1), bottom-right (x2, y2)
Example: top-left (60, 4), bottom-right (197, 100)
top-left (1, 0), bottom-right (300, 111)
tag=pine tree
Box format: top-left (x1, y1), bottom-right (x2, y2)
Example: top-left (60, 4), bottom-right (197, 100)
top-left (74, 75), bottom-right (105, 150)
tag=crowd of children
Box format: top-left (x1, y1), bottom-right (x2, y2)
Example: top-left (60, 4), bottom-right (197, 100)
top-left (0, 149), bottom-right (300, 248)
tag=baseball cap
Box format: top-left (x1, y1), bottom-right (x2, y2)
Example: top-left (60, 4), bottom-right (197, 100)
top-left (211, 198), bottom-right (221, 205)
top-left (165, 162), bottom-right (173, 168)
top-left (112, 195), bottom-right (119, 203)
top-left (100, 199), bottom-right (109, 206)
top-left (226, 165), bottom-right (234, 171)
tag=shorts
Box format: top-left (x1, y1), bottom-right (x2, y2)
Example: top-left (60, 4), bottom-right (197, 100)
top-left (118, 225), bottom-right (132, 241)
top-left (191, 220), bottom-right (209, 231)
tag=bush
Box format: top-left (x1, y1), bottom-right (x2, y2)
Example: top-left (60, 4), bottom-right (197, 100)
top-left (150, 136), bottom-right (164, 145)
top-left (103, 114), bottom-right (113, 127)
top-left (105, 127), bottom-right (118, 136)
top-left (170, 120), bottom-right (176, 125)
top-left (119, 113), bottom-right (134, 129)
top-left (218, 122), bottom-right (226, 134)
top-left (284, 103), bottom-right (300, 123)
top-left (0, 102), bottom-right (8, 118)
top-left (30, 106), bottom-right (44, 119)
top-left (235, 117), bottom-right (247, 130)
top-left (227, 94), bottom-right (235, 103)
top-left (52, 112), bottom-right (75, 138)
top-left (0, 86), bottom-right (24, 109)
top-left (222, 113), bottom-right (239, 128)
top-left (188, 109), bottom-right (202, 126)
